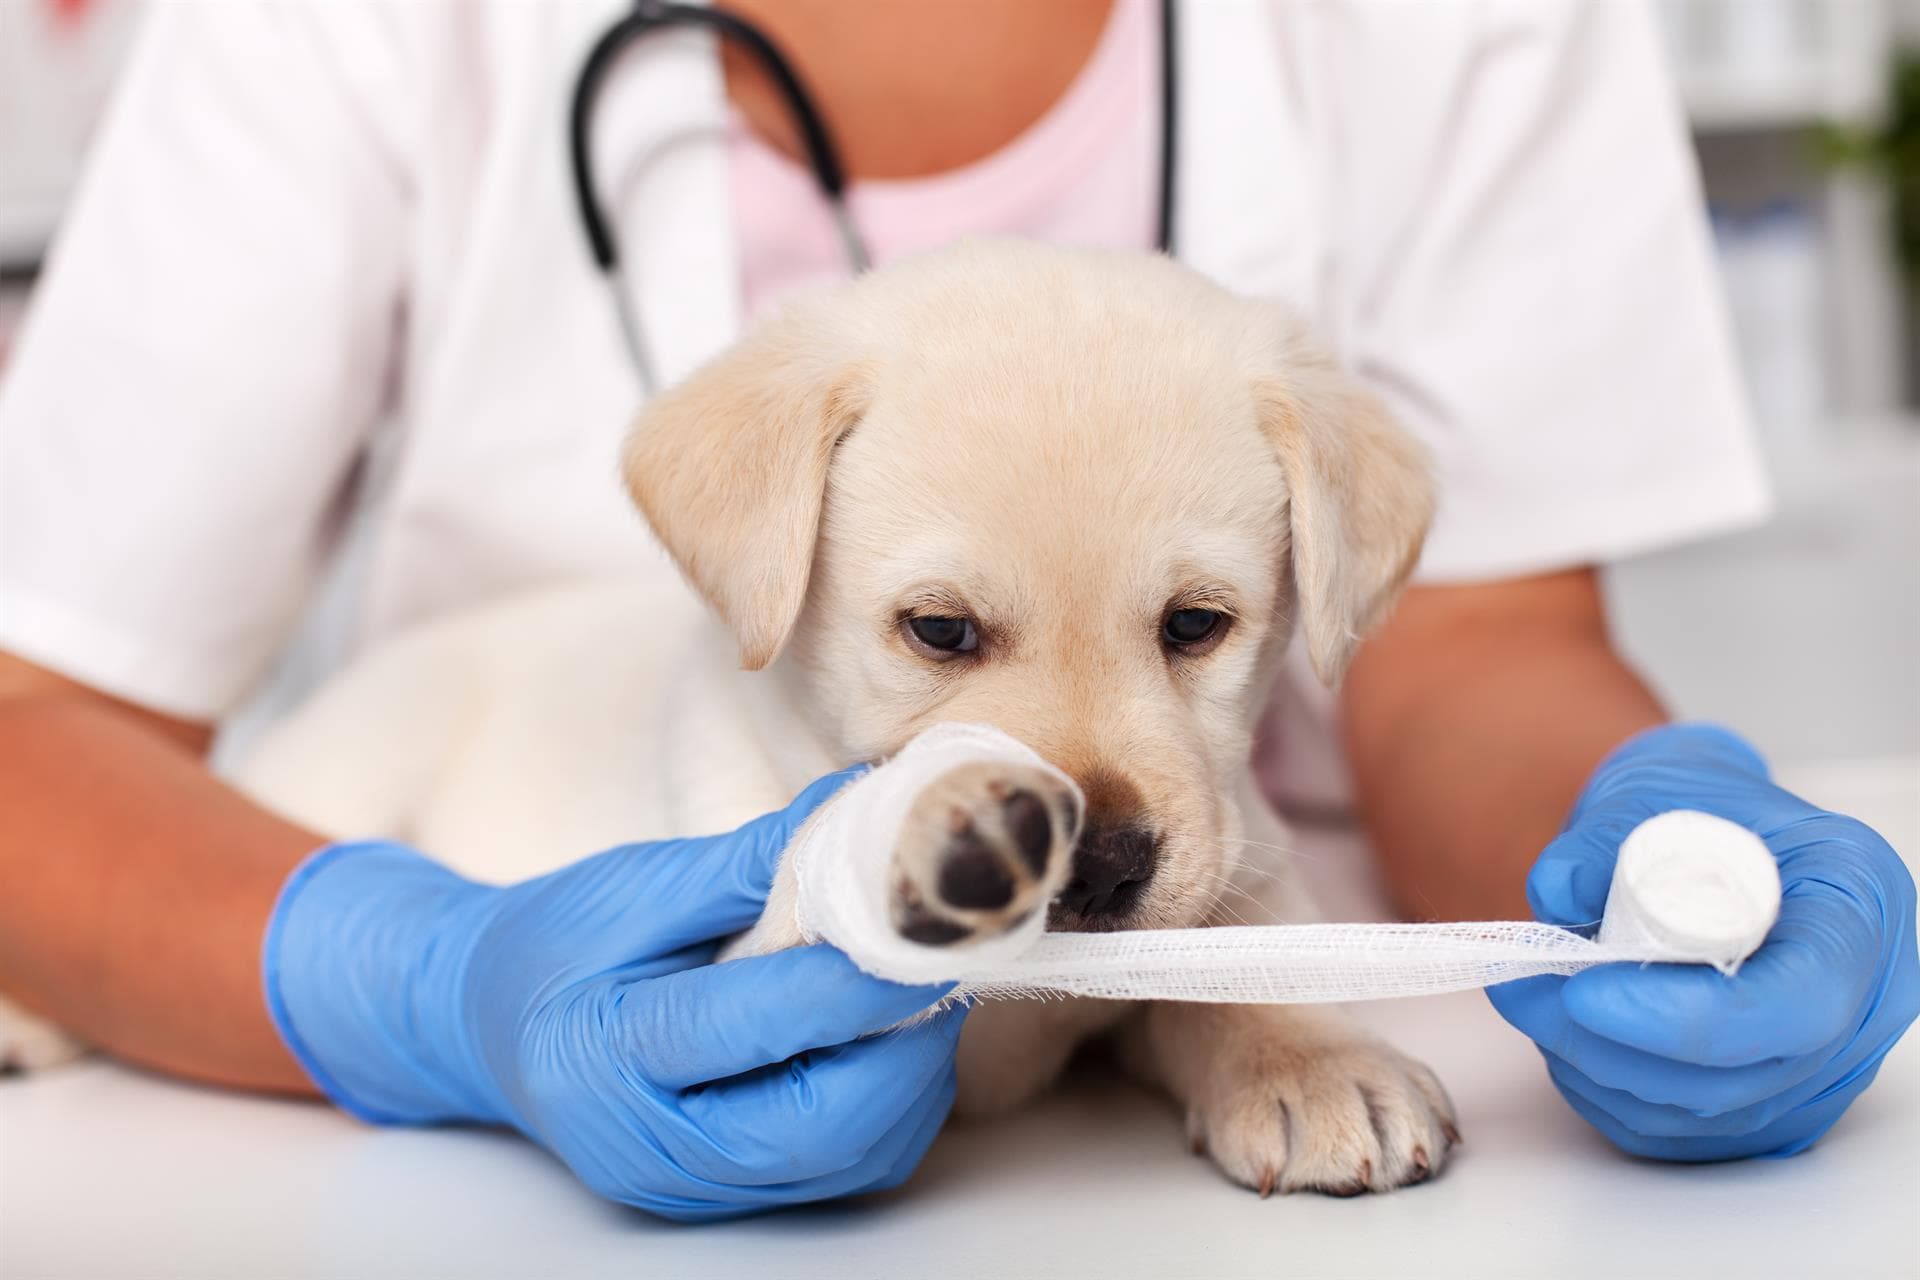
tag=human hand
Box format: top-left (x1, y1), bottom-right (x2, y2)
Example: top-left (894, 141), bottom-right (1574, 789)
top-left (1488, 723), bottom-right (1918, 1161)
top-left (264, 769), bottom-right (966, 1220)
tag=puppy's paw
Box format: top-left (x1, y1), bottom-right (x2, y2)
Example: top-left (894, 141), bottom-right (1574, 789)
top-left (891, 760), bottom-right (1079, 947)
top-left (0, 996), bottom-right (88, 1076)
top-left (1188, 1028), bottom-right (1457, 1197)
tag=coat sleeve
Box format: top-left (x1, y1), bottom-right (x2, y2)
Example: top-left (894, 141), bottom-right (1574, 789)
top-left (1309, 0), bottom-right (1770, 581)
top-left (0, 3), bottom-right (417, 717)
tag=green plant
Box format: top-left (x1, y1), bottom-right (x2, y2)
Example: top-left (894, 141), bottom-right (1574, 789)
top-left (1819, 51), bottom-right (1920, 293)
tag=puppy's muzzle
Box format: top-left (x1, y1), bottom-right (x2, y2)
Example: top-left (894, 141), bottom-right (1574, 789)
top-left (1052, 821), bottom-right (1157, 927)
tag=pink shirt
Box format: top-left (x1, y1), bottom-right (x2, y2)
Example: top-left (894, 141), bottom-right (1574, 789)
top-left (729, 0), bottom-right (1158, 322)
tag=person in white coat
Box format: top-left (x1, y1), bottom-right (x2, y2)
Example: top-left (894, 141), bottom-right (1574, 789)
top-left (3, 1), bottom-right (1911, 1217)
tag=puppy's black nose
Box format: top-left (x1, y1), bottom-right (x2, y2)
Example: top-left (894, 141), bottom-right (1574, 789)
top-left (1057, 822), bottom-right (1157, 919)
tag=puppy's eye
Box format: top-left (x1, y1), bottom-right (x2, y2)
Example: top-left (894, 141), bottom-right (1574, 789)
top-left (906, 615), bottom-right (979, 656)
top-left (1163, 608), bottom-right (1224, 648)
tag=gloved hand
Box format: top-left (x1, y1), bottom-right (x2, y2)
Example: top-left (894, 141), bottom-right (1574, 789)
top-left (263, 769), bottom-right (966, 1221)
top-left (1489, 723), bottom-right (1918, 1161)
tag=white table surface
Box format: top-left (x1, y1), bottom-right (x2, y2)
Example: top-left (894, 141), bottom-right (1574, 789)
top-left (5, 763), bottom-right (1917, 1280)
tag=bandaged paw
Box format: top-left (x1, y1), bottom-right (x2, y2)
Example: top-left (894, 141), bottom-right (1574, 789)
top-left (782, 724), bottom-right (1782, 1003)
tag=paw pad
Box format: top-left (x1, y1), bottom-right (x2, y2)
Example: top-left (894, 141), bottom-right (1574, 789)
top-left (890, 763), bottom-right (1079, 948)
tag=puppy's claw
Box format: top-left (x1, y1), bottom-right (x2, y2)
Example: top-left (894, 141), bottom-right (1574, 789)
top-left (1256, 1167), bottom-right (1276, 1199)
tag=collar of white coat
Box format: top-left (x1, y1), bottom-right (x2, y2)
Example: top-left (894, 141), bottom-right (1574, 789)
top-left (584, 0), bottom-right (1322, 393)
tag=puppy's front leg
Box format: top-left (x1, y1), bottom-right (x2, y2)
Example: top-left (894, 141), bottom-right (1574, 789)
top-left (1121, 774), bottom-right (1457, 1194)
top-left (724, 839), bottom-right (810, 958)
top-left (1119, 1001), bottom-right (1458, 1196)
top-left (724, 759), bottom-right (1109, 1114)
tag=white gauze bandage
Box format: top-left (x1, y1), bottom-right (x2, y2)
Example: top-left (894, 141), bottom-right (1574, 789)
top-left (785, 724), bottom-right (1783, 1002)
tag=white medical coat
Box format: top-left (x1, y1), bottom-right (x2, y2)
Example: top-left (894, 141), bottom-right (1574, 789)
top-left (0, 0), bottom-right (1768, 782)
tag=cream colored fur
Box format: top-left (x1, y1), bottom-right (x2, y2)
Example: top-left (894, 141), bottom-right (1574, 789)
top-left (2, 240), bottom-right (1454, 1195)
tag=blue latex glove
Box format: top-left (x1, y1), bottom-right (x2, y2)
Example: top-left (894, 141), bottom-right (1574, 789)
top-left (1489, 723), bottom-right (1918, 1161)
top-left (263, 769), bottom-right (966, 1221)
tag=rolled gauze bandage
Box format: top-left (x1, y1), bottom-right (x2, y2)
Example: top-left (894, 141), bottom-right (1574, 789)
top-left (1597, 808), bottom-right (1782, 969)
top-left (783, 724), bottom-right (1783, 1003)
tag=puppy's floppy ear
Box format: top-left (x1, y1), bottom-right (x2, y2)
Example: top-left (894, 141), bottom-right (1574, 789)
top-left (1254, 336), bottom-right (1434, 687)
top-left (622, 304), bottom-right (871, 670)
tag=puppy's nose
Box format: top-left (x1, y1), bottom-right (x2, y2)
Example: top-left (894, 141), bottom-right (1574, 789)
top-left (1057, 821), bottom-right (1157, 919)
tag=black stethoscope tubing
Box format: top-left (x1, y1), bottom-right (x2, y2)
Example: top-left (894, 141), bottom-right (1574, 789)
top-left (570, 0), bottom-right (1178, 390)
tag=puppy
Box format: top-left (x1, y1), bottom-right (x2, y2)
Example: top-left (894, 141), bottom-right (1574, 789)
top-left (7, 240), bottom-right (1456, 1195)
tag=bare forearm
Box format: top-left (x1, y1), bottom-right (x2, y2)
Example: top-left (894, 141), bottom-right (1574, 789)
top-left (0, 662), bottom-right (322, 1093)
top-left (1340, 570), bottom-right (1666, 921)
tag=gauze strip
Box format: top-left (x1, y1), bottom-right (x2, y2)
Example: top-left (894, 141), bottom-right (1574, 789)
top-left (785, 725), bottom-right (1782, 1002)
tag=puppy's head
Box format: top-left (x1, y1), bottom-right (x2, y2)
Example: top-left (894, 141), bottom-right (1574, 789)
top-left (626, 241), bottom-right (1430, 929)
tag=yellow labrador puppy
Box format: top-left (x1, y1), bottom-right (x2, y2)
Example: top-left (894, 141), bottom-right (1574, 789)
top-left (230, 238), bottom-right (1455, 1196)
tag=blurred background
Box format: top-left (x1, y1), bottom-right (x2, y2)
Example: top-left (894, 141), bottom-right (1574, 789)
top-left (1, 0), bottom-right (1914, 793)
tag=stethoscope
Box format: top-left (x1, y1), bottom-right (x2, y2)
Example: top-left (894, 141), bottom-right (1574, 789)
top-left (569, 0), bottom-right (1179, 394)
